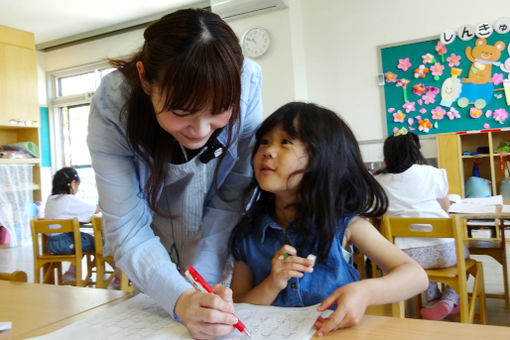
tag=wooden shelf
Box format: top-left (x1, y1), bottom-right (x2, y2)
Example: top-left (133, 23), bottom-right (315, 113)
top-left (461, 154), bottom-right (491, 159)
top-left (0, 183), bottom-right (40, 192)
top-left (0, 158), bottom-right (39, 164)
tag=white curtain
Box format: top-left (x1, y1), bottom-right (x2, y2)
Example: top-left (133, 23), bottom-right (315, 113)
top-left (0, 164), bottom-right (33, 246)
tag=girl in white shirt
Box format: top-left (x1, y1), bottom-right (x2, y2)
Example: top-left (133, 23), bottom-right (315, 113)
top-left (44, 167), bottom-right (99, 282)
top-left (375, 130), bottom-right (467, 321)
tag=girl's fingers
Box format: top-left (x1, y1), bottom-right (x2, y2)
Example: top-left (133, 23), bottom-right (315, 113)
top-left (212, 284), bottom-right (234, 304)
top-left (317, 309), bottom-right (346, 336)
top-left (317, 293), bottom-right (338, 312)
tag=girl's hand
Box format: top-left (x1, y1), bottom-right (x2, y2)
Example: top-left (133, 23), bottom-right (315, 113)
top-left (269, 245), bottom-right (314, 291)
top-left (314, 281), bottom-right (369, 336)
top-left (174, 285), bottom-right (239, 339)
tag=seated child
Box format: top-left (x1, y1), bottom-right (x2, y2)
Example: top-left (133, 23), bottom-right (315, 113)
top-left (44, 167), bottom-right (99, 283)
top-left (374, 130), bottom-right (465, 321)
top-left (229, 102), bottom-right (428, 336)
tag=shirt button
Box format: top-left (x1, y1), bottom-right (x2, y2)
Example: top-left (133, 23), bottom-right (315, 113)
top-left (290, 283), bottom-right (297, 290)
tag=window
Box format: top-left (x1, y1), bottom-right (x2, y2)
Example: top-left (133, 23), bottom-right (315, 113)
top-left (50, 63), bottom-right (115, 203)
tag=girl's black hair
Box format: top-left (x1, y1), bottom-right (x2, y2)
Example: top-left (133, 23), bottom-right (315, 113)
top-left (52, 167), bottom-right (80, 195)
top-left (109, 8), bottom-right (244, 215)
top-left (375, 132), bottom-right (427, 174)
top-left (231, 102), bottom-right (388, 261)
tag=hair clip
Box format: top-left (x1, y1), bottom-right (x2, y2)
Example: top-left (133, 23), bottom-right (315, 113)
top-left (393, 127), bottom-right (408, 136)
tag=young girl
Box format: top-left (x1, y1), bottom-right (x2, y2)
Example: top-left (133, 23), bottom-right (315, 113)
top-left (229, 102), bottom-right (428, 336)
top-left (44, 167), bottom-right (99, 282)
top-left (374, 130), bottom-right (463, 321)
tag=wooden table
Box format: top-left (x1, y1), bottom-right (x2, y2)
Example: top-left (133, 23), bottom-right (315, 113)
top-left (0, 281), bottom-right (128, 339)
top-left (454, 206), bottom-right (510, 307)
top-left (312, 314), bottom-right (510, 339)
top-left (1, 281), bottom-right (508, 339)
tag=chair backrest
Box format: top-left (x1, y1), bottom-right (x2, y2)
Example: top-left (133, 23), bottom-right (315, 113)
top-left (381, 214), bottom-right (467, 277)
top-left (30, 218), bottom-right (83, 259)
top-left (91, 215), bottom-right (104, 256)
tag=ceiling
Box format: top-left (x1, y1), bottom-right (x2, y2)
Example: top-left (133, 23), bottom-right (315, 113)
top-left (0, 0), bottom-right (206, 49)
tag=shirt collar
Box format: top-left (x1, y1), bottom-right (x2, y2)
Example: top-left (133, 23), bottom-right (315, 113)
top-left (258, 213), bottom-right (284, 243)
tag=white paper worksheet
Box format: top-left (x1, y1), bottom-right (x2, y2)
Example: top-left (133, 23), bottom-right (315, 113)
top-left (27, 293), bottom-right (322, 340)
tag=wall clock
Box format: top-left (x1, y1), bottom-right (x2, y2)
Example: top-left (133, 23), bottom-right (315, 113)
top-left (241, 26), bottom-right (271, 58)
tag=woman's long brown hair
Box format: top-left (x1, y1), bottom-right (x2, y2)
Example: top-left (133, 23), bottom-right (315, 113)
top-left (110, 9), bottom-right (244, 214)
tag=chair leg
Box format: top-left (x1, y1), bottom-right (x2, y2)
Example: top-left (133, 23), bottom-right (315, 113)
top-left (414, 294), bottom-right (421, 318)
top-left (392, 300), bottom-right (406, 318)
top-left (120, 272), bottom-right (134, 292)
top-left (476, 262), bottom-right (488, 324)
top-left (501, 248), bottom-right (510, 308)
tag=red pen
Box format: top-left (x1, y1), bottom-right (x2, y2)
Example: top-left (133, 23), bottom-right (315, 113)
top-left (184, 265), bottom-right (252, 338)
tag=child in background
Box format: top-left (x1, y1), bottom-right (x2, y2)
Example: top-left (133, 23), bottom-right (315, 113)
top-left (229, 102), bottom-right (428, 336)
top-left (374, 129), bottom-right (464, 321)
top-left (44, 167), bottom-right (99, 283)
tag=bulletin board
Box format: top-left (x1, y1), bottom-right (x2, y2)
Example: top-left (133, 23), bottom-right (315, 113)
top-left (379, 29), bottom-right (510, 136)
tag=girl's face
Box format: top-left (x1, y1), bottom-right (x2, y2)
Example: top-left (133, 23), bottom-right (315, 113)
top-left (253, 124), bottom-right (309, 200)
top-left (151, 90), bottom-right (232, 150)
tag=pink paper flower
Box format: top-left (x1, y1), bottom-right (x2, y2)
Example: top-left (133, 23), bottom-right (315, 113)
top-left (493, 108), bottom-right (508, 123)
top-left (387, 108), bottom-right (395, 113)
top-left (402, 101), bottom-right (416, 113)
top-left (483, 123), bottom-right (490, 129)
top-left (431, 106), bottom-right (446, 120)
top-left (435, 41), bottom-right (447, 56)
top-left (446, 107), bottom-right (460, 120)
top-left (422, 93), bottom-right (436, 105)
top-left (485, 110), bottom-right (492, 118)
top-left (493, 73), bottom-right (504, 85)
top-left (414, 65), bottom-right (429, 79)
top-left (470, 107), bottom-right (483, 119)
top-left (426, 86), bottom-right (440, 95)
top-left (446, 53), bottom-right (461, 67)
top-left (419, 108), bottom-right (427, 114)
top-left (422, 53), bottom-right (435, 64)
top-left (397, 58), bottom-right (412, 71)
top-left (413, 83), bottom-right (426, 95)
top-left (430, 62), bottom-right (444, 76)
top-left (396, 78), bottom-right (410, 88)
top-left (418, 118), bottom-right (432, 133)
top-left (393, 110), bottom-right (406, 123)
top-left (385, 72), bottom-right (398, 83)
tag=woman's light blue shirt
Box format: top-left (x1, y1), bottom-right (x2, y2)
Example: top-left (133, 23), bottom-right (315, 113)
top-left (87, 59), bottom-right (262, 317)
top-left (232, 214), bottom-right (360, 307)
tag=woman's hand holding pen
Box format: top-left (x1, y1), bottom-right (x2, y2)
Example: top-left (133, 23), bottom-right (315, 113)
top-left (314, 281), bottom-right (370, 336)
top-left (174, 286), bottom-right (239, 339)
top-left (269, 245), bottom-right (314, 291)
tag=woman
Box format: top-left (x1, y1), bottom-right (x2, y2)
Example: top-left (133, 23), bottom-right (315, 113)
top-left (87, 9), bottom-right (262, 339)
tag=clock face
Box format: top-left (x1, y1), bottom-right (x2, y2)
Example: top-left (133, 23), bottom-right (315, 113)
top-left (242, 27), bottom-right (270, 58)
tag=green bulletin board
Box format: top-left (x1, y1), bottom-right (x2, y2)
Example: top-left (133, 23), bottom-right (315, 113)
top-left (380, 30), bottom-right (510, 136)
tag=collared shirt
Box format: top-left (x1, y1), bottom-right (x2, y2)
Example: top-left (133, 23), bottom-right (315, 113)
top-left (232, 214), bottom-right (360, 307)
top-left (87, 59), bottom-right (263, 317)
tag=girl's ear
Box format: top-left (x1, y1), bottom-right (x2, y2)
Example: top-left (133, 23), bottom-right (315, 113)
top-left (69, 180), bottom-right (79, 195)
top-left (136, 61), bottom-right (152, 95)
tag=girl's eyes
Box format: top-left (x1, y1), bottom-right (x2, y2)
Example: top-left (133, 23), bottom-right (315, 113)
top-left (282, 139), bottom-right (292, 145)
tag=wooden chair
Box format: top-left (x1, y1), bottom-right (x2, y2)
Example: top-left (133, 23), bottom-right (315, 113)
top-left (381, 215), bottom-right (487, 324)
top-left (91, 216), bottom-right (134, 292)
top-left (30, 218), bottom-right (93, 286)
top-left (0, 270), bottom-right (27, 282)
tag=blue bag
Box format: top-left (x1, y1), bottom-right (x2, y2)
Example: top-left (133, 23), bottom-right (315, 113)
top-left (465, 176), bottom-right (492, 198)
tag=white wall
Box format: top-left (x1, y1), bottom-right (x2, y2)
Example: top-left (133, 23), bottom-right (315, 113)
top-left (39, 0), bottom-right (510, 164)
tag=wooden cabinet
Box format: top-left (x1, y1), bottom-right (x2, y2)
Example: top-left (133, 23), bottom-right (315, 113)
top-left (0, 26), bottom-right (41, 202)
top-left (0, 25), bottom-right (39, 126)
top-left (437, 129), bottom-right (510, 198)
top-left (437, 129), bottom-right (510, 241)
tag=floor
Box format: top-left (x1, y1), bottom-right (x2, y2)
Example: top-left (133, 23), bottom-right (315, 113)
top-left (1, 241), bottom-right (510, 327)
